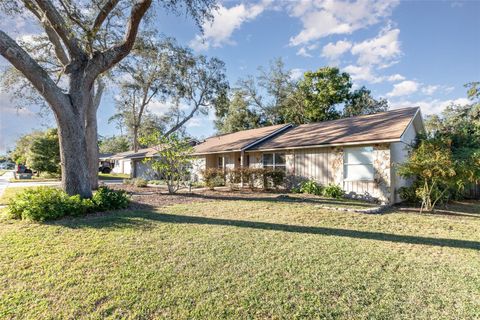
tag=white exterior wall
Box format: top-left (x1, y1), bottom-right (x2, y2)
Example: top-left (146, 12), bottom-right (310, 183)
top-left (112, 159), bottom-right (132, 175)
top-left (390, 121), bottom-right (418, 202)
top-left (191, 157), bottom-right (206, 182)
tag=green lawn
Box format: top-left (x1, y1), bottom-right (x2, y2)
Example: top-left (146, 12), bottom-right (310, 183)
top-left (98, 173), bottom-right (130, 180)
top-left (1, 200), bottom-right (480, 319)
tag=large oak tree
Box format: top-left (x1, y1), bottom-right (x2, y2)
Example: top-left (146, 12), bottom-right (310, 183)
top-left (0, 0), bottom-right (216, 197)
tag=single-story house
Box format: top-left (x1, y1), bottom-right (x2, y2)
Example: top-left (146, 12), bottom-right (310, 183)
top-left (191, 107), bottom-right (424, 204)
top-left (100, 147), bottom-right (159, 179)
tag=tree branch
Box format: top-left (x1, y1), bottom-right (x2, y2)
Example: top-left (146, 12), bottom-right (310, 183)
top-left (32, 0), bottom-right (85, 58)
top-left (92, 0), bottom-right (120, 36)
top-left (86, 0), bottom-right (152, 83)
top-left (0, 30), bottom-right (70, 114)
top-left (22, 0), bottom-right (70, 66)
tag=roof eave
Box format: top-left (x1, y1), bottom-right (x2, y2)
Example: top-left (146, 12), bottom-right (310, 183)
top-left (245, 138), bottom-right (401, 152)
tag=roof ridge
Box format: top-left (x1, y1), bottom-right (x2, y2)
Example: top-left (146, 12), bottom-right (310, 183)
top-left (205, 123), bottom-right (288, 140)
top-left (296, 107), bottom-right (419, 128)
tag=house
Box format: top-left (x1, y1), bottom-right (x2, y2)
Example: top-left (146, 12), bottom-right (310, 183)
top-left (102, 139), bottom-right (200, 180)
top-left (191, 107), bottom-right (424, 204)
top-left (100, 147), bottom-right (159, 179)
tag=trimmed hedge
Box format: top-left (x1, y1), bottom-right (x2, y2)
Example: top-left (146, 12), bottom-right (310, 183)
top-left (204, 167), bottom-right (286, 191)
top-left (7, 186), bottom-right (129, 222)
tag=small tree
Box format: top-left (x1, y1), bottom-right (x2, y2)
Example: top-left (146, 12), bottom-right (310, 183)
top-left (28, 129), bottom-right (61, 176)
top-left (140, 131), bottom-right (193, 193)
top-left (398, 139), bottom-right (459, 212)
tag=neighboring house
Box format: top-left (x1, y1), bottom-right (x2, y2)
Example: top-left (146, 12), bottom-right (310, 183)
top-left (100, 147), bottom-right (159, 179)
top-left (102, 139), bottom-right (199, 180)
top-left (192, 107), bottom-right (424, 204)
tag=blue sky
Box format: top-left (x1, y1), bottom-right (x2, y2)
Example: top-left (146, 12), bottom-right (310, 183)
top-left (0, 0), bottom-right (479, 154)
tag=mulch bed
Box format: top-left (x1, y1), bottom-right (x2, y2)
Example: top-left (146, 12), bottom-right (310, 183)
top-left (110, 184), bottom-right (378, 211)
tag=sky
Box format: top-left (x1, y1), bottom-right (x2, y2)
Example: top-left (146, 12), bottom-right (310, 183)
top-left (0, 0), bottom-right (479, 154)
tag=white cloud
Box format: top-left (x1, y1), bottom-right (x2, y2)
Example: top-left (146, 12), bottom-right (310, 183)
top-left (422, 85), bottom-right (439, 95)
top-left (296, 47), bottom-right (312, 57)
top-left (387, 74), bottom-right (405, 82)
top-left (289, 0), bottom-right (399, 46)
top-left (290, 68), bottom-right (305, 80)
top-left (189, 1), bottom-right (270, 51)
top-left (296, 43), bottom-right (318, 57)
top-left (390, 98), bottom-right (470, 115)
top-left (387, 80), bottom-right (420, 97)
top-left (343, 65), bottom-right (383, 83)
top-left (351, 26), bottom-right (401, 67)
top-left (343, 66), bottom-right (406, 84)
top-left (321, 40), bottom-right (352, 60)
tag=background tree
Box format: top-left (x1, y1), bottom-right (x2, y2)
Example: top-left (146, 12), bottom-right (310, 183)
top-left (214, 90), bottom-right (260, 133)
top-left (343, 87), bottom-right (388, 117)
top-left (98, 136), bottom-right (130, 154)
top-left (139, 131), bottom-right (193, 194)
top-left (401, 82), bottom-right (480, 210)
top-left (112, 41), bottom-right (228, 144)
top-left (0, 0), bottom-right (217, 197)
top-left (296, 67), bottom-right (351, 122)
top-left (162, 55), bottom-right (228, 136)
top-left (10, 131), bottom-right (43, 165)
top-left (28, 129), bottom-right (61, 176)
top-left (112, 38), bottom-right (180, 152)
top-left (237, 58), bottom-right (294, 125)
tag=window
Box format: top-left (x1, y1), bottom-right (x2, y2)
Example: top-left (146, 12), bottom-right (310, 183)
top-left (217, 156), bottom-right (224, 169)
top-left (262, 153), bottom-right (286, 171)
top-left (344, 147), bottom-right (374, 181)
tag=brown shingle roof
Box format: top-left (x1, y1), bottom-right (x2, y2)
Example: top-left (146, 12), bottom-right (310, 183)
top-left (249, 107), bottom-right (420, 151)
top-left (194, 124), bottom-right (291, 154)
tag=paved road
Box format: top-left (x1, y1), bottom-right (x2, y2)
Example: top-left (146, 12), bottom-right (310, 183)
top-left (0, 171), bottom-right (14, 198)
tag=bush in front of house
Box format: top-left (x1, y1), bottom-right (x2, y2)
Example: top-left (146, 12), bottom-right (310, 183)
top-left (298, 180), bottom-right (323, 195)
top-left (92, 186), bottom-right (129, 211)
top-left (132, 178), bottom-right (148, 187)
top-left (202, 168), bottom-right (225, 190)
top-left (263, 169), bottom-right (286, 190)
top-left (323, 183), bottom-right (345, 199)
top-left (7, 186), bottom-right (129, 222)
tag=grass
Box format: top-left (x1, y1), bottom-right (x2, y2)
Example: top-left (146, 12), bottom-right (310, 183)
top-left (99, 173), bottom-right (130, 180)
top-left (0, 170), bottom-right (6, 176)
top-left (1, 199), bottom-right (480, 319)
top-left (0, 187), bottom-right (36, 206)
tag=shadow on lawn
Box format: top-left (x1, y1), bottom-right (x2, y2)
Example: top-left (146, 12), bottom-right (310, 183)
top-left (54, 210), bottom-right (480, 251)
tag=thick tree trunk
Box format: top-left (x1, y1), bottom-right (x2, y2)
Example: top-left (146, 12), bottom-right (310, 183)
top-left (86, 80), bottom-right (104, 189)
top-left (86, 107), bottom-right (99, 189)
top-left (57, 113), bottom-right (92, 198)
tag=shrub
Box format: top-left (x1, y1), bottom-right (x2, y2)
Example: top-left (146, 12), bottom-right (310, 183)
top-left (399, 185), bottom-right (421, 204)
top-left (242, 168), bottom-right (265, 190)
top-left (7, 187), bottom-right (93, 221)
top-left (202, 168), bottom-right (224, 190)
top-left (132, 178), bottom-right (148, 187)
top-left (299, 180), bottom-right (323, 195)
top-left (148, 180), bottom-right (164, 185)
top-left (92, 187), bottom-right (129, 211)
top-left (322, 184), bottom-right (345, 199)
top-left (225, 168), bottom-right (242, 190)
top-left (123, 179), bottom-right (132, 185)
top-left (264, 169), bottom-right (286, 190)
top-left (7, 186), bottom-right (129, 222)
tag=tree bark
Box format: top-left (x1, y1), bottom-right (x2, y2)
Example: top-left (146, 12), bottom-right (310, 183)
top-left (57, 111), bottom-right (92, 198)
top-left (86, 80), bottom-right (104, 189)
